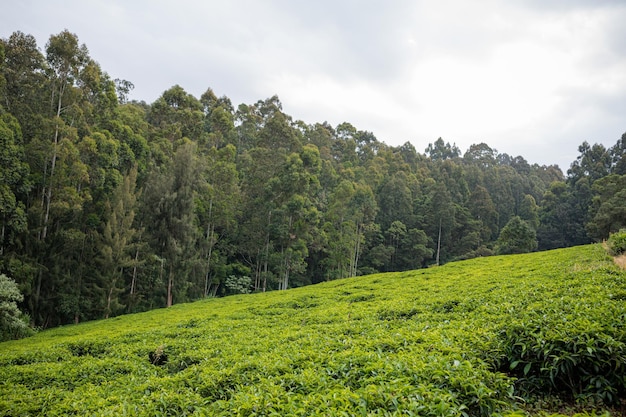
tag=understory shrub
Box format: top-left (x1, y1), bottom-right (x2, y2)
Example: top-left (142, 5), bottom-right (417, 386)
top-left (0, 273), bottom-right (32, 341)
top-left (606, 229), bottom-right (626, 256)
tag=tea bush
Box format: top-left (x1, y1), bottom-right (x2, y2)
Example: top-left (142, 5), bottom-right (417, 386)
top-left (1, 244), bottom-right (624, 416)
top-left (607, 229), bottom-right (626, 256)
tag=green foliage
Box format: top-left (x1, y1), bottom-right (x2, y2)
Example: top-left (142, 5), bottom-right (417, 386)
top-left (224, 275), bottom-right (252, 294)
top-left (606, 229), bottom-right (626, 256)
top-left (0, 273), bottom-right (32, 341)
top-left (495, 216), bottom-right (538, 255)
top-left (1, 245), bottom-right (624, 415)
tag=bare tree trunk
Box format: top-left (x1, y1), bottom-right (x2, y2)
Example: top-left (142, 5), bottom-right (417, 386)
top-left (129, 248), bottom-right (139, 296)
top-left (167, 264), bottom-right (173, 308)
top-left (105, 284), bottom-right (114, 319)
top-left (350, 222), bottom-right (362, 277)
top-left (283, 251), bottom-right (290, 290)
top-left (0, 221), bottom-right (5, 256)
top-left (203, 225), bottom-right (215, 297)
top-left (203, 199), bottom-right (214, 297)
top-left (436, 217), bottom-right (442, 266)
top-left (42, 85), bottom-right (65, 241)
top-left (254, 249), bottom-right (261, 291)
top-left (262, 210), bottom-right (272, 292)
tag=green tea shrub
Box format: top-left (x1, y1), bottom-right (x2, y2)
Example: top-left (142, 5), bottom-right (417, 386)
top-left (498, 309), bottom-right (626, 404)
top-left (1, 244), bottom-right (623, 416)
top-left (606, 229), bottom-right (626, 256)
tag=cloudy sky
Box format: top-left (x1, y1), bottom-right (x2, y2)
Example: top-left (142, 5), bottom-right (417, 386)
top-left (2, 1), bottom-right (626, 170)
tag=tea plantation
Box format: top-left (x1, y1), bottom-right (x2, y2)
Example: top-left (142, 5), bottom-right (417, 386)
top-left (1, 244), bottom-right (625, 416)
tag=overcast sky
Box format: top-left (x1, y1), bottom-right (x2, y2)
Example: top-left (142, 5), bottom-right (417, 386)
top-left (2, 1), bottom-right (626, 171)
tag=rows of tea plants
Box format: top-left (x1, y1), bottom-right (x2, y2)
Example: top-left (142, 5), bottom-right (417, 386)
top-left (0, 244), bottom-right (624, 416)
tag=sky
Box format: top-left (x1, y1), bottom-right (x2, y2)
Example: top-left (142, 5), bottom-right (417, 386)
top-left (2, 0), bottom-right (626, 171)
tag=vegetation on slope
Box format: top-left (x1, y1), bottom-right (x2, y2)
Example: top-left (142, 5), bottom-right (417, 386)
top-left (1, 244), bottom-right (625, 416)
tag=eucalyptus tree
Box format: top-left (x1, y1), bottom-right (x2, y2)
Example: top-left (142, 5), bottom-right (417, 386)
top-left (468, 185), bottom-right (498, 245)
top-left (40, 30), bottom-right (90, 241)
top-left (195, 144), bottom-right (240, 297)
top-left (98, 166), bottom-right (139, 318)
top-left (0, 114), bottom-right (30, 256)
top-left (141, 141), bottom-right (201, 307)
top-left (425, 137), bottom-right (460, 161)
top-left (587, 174), bottom-right (626, 240)
top-left (149, 85), bottom-right (204, 143)
top-left (269, 145), bottom-right (321, 289)
top-left (0, 31), bottom-right (47, 138)
top-left (610, 133), bottom-right (626, 175)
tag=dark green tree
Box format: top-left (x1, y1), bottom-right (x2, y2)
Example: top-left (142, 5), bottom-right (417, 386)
top-left (425, 137), bottom-right (460, 161)
top-left (98, 166), bottom-right (139, 318)
top-left (0, 114), bottom-right (30, 255)
top-left (587, 174), bottom-right (626, 240)
top-left (141, 142), bottom-right (200, 307)
top-left (495, 216), bottom-right (537, 255)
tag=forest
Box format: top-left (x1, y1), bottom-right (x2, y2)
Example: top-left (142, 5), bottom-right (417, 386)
top-left (1, 30), bottom-right (625, 329)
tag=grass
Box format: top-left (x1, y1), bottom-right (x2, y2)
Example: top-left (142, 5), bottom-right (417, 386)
top-left (1, 244), bottom-right (625, 416)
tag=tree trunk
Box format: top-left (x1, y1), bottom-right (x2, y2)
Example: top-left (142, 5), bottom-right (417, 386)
top-left (42, 85), bottom-right (65, 241)
top-left (350, 221), bottom-right (362, 277)
top-left (105, 284), bottom-right (113, 319)
top-left (262, 210), bottom-right (272, 292)
top-left (203, 227), bottom-right (215, 297)
top-left (436, 217), bottom-right (442, 266)
top-left (129, 248), bottom-right (139, 296)
top-left (167, 264), bottom-right (173, 308)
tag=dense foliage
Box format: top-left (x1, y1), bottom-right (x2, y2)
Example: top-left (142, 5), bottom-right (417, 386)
top-left (607, 230), bottom-right (626, 256)
top-left (0, 274), bottom-right (31, 340)
top-left (0, 245), bottom-right (624, 415)
top-left (1, 30), bottom-right (626, 328)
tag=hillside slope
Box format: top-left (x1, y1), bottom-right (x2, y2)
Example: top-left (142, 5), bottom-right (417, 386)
top-left (1, 244), bottom-right (625, 416)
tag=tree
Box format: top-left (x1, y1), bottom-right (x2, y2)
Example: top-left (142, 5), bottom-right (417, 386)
top-left (99, 166), bottom-right (139, 318)
top-left (0, 114), bottom-right (30, 255)
top-left (464, 143), bottom-right (497, 168)
top-left (41, 30), bottom-right (89, 241)
top-left (196, 145), bottom-right (240, 297)
top-left (0, 273), bottom-right (32, 341)
top-left (322, 179), bottom-right (359, 279)
top-left (568, 141), bottom-right (611, 185)
top-left (149, 85), bottom-right (204, 142)
top-left (586, 174), bottom-right (626, 240)
top-left (495, 216), bottom-right (537, 255)
top-left (610, 132), bottom-right (626, 175)
top-left (469, 185), bottom-right (498, 244)
top-left (0, 31), bottom-right (47, 138)
top-left (425, 137), bottom-right (460, 161)
top-left (518, 194), bottom-right (539, 230)
top-left (141, 142), bottom-right (200, 307)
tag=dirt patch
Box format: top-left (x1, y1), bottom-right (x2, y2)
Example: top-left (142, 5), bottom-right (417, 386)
top-left (614, 253), bottom-right (626, 270)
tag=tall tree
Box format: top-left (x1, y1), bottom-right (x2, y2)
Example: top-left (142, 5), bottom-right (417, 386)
top-left (610, 132), bottom-right (626, 175)
top-left (41, 30), bottom-right (89, 241)
top-left (141, 142), bottom-right (199, 307)
top-left (495, 216), bottom-right (537, 255)
top-left (425, 137), bottom-right (460, 161)
top-left (0, 114), bottom-right (30, 256)
top-left (99, 166), bottom-right (139, 318)
top-left (469, 185), bottom-right (498, 245)
top-left (196, 144), bottom-right (240, 297)
top-left (587, 174), bottom-right (626, 240)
